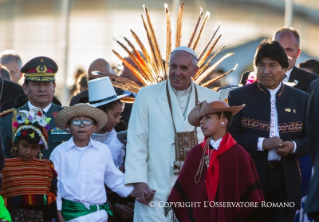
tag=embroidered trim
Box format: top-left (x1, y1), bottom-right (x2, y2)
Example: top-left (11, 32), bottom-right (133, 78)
top-left (241, 117), bottom-right (302, 132)
top-left (241, 118), bottom-right (270, 131)
top-left (256, 82), bottom-right (285, 97)
top-left (0, 108), bottom-right (15, 117)
top-left (278, 121), bottom-right (303, 133)
top-left (257, 82), bottom-right (267, 95)
top-left (277, 83), bottom-right (284, 97)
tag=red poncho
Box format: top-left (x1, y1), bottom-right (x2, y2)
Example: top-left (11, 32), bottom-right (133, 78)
top-left (166, 133), bottom-right (265, 222)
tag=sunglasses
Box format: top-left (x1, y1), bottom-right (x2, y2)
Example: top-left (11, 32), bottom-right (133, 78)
top-left (69, 120), bottom-right (96, 126)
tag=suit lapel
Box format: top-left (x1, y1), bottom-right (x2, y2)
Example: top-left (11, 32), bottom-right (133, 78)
top-left (288, 66), bottom-right (298, 82)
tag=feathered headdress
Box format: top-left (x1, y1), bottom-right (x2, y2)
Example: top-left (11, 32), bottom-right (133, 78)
top-left (94, 2), bottom-right (237, 103)
top-left (12, 109), bottom-right (50, 151)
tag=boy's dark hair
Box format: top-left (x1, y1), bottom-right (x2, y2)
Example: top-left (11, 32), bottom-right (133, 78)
top-left (254, 39), bottom-right (289, 70)
top-left (298, 59), bottom-right (319, 76)
top-left (14, 128), bottom-right (45, 149)
top-left (97, 99), bottom-right (123, 113)
top-left (215, 111), bottom-right (233, 129)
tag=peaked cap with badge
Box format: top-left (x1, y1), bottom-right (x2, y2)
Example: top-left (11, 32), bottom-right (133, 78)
top-left (0, 56), bottom-right (71, 159)
top-left (21, 56), bottom-right (58, 82)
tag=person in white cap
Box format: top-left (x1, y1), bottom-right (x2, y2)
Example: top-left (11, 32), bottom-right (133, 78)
top-left (125, 46), bottom-right (219, 221)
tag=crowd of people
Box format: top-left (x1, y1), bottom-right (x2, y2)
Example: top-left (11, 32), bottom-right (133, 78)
top-left (0, 25), bottom-right (318, 222)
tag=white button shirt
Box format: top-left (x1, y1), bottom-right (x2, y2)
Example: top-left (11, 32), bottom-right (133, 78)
top-left (282, 68), bottom-right (293, 82)
top-left (28, 101), bottom-right (51, 113)
top-left (50, 137), bottom-right (133, 222)
top-left (209, 137), bottom-right (222, 150)
top-left (257, 83), bottom-right (296, 160)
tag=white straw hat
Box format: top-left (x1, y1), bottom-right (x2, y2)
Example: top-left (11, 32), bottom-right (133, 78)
top-left (87, 76), bottom-right (127, 107)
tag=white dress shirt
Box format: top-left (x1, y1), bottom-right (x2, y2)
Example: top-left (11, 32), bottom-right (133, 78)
top-left (209, 137), bottom-right (222, 150)
top-left (282, 68), bottom-right (293, 82)
top-left (28, 101), bottom-right (51, 113)
top-left (257, 83), bottom-right (296, 160)
top-left (50, 137), bottom-right (133, 222)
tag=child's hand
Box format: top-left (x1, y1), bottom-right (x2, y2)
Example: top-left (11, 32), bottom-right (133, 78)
top-left (115, 204), bottom-right (134, 219)
top-left (57, 210), bottom-right (66, 222)
top-left (144, 188), bottom-right (156, 203)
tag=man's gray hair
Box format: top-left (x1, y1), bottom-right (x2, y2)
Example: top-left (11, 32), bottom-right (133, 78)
top-left (0, 50), bottom-right (22, 68)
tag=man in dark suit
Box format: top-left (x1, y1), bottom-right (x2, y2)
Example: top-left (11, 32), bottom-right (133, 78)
top-left (240, 27), bottom-right (318, 93)
top-left (305, 80), bottom-right (319, 222)
top-left (0, 66), bottom-right (24, 109)
top-left (298, 59), bottom-right (319, 93)
top-left (229, 40), bottom-right (308, 221)
top-left (0, 56), bottom-right (71, 159)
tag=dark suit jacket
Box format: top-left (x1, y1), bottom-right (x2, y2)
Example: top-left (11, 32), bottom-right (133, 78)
top-left (239, 67), bottom-right (318, 93)
top-left (0, 103), bottom-right (71, 159)
top-left (288, 66), bottom-right (318, 93)
top-left (70, 89), bottom-right (133, 125)
top-left (308, 78), bottom-right (319, 94)
top-left (305, 79), bottom-right (319, 215)
top-left (228, 82), bottom-right (308, 210)
top-left (0, 77), bottom-right (24, 108)
top-left (69, 90), bottom-right (88, 106)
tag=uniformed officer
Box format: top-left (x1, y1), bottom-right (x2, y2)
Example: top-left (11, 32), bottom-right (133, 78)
top-left (0, 56), bottom-right (71, 159)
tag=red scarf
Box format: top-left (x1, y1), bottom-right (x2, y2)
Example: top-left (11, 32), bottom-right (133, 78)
top-left (200, 132), bottom-right (236, 201)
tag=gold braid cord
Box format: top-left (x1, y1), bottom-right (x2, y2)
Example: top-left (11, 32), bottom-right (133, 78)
top-left (110, 1), bottom-right (237, 102)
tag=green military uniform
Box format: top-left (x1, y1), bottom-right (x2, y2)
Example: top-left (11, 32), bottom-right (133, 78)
top-left (0, 56), bottom-right (71, 159)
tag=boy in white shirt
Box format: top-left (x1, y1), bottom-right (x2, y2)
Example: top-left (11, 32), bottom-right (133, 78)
top-left (50, 104), bottom-right (153, 222)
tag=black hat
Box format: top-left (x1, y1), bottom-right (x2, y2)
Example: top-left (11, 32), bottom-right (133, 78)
top-left (21, 56), bottom-right (58, 82)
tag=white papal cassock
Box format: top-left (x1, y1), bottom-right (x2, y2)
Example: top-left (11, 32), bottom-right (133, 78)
top-left (125, 80), bottom-right (219, 222)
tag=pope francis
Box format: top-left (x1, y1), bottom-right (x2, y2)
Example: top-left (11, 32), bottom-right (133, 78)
top-left (125, 46), bottom-right (219, 221)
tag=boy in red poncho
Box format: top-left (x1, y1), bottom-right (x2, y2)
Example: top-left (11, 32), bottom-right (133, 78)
top-left (166, 100), bottom-right (265, 222)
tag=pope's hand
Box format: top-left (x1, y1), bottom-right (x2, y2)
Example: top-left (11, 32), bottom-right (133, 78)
top-left (144, 187), bottom-right (156, 203)
top-left (131, 182), bottom-right (156, 204)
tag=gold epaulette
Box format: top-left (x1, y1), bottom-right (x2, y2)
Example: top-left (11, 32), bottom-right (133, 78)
top-left (0, 108), bottom-right (15, 117)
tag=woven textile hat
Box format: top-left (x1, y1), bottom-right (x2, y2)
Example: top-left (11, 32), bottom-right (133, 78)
top-left (55, 104), bottom-right (108, 131)
top-left (21, 56), bottom-right (58, 82)
top-left (188, 100), bottom-right (245, 127)
top-left (12, 109), bottom-right (50, 150)
top-left (87, 76), bottom-right (127, 107)
top-left (171, 46), bottom-right (198, 60)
